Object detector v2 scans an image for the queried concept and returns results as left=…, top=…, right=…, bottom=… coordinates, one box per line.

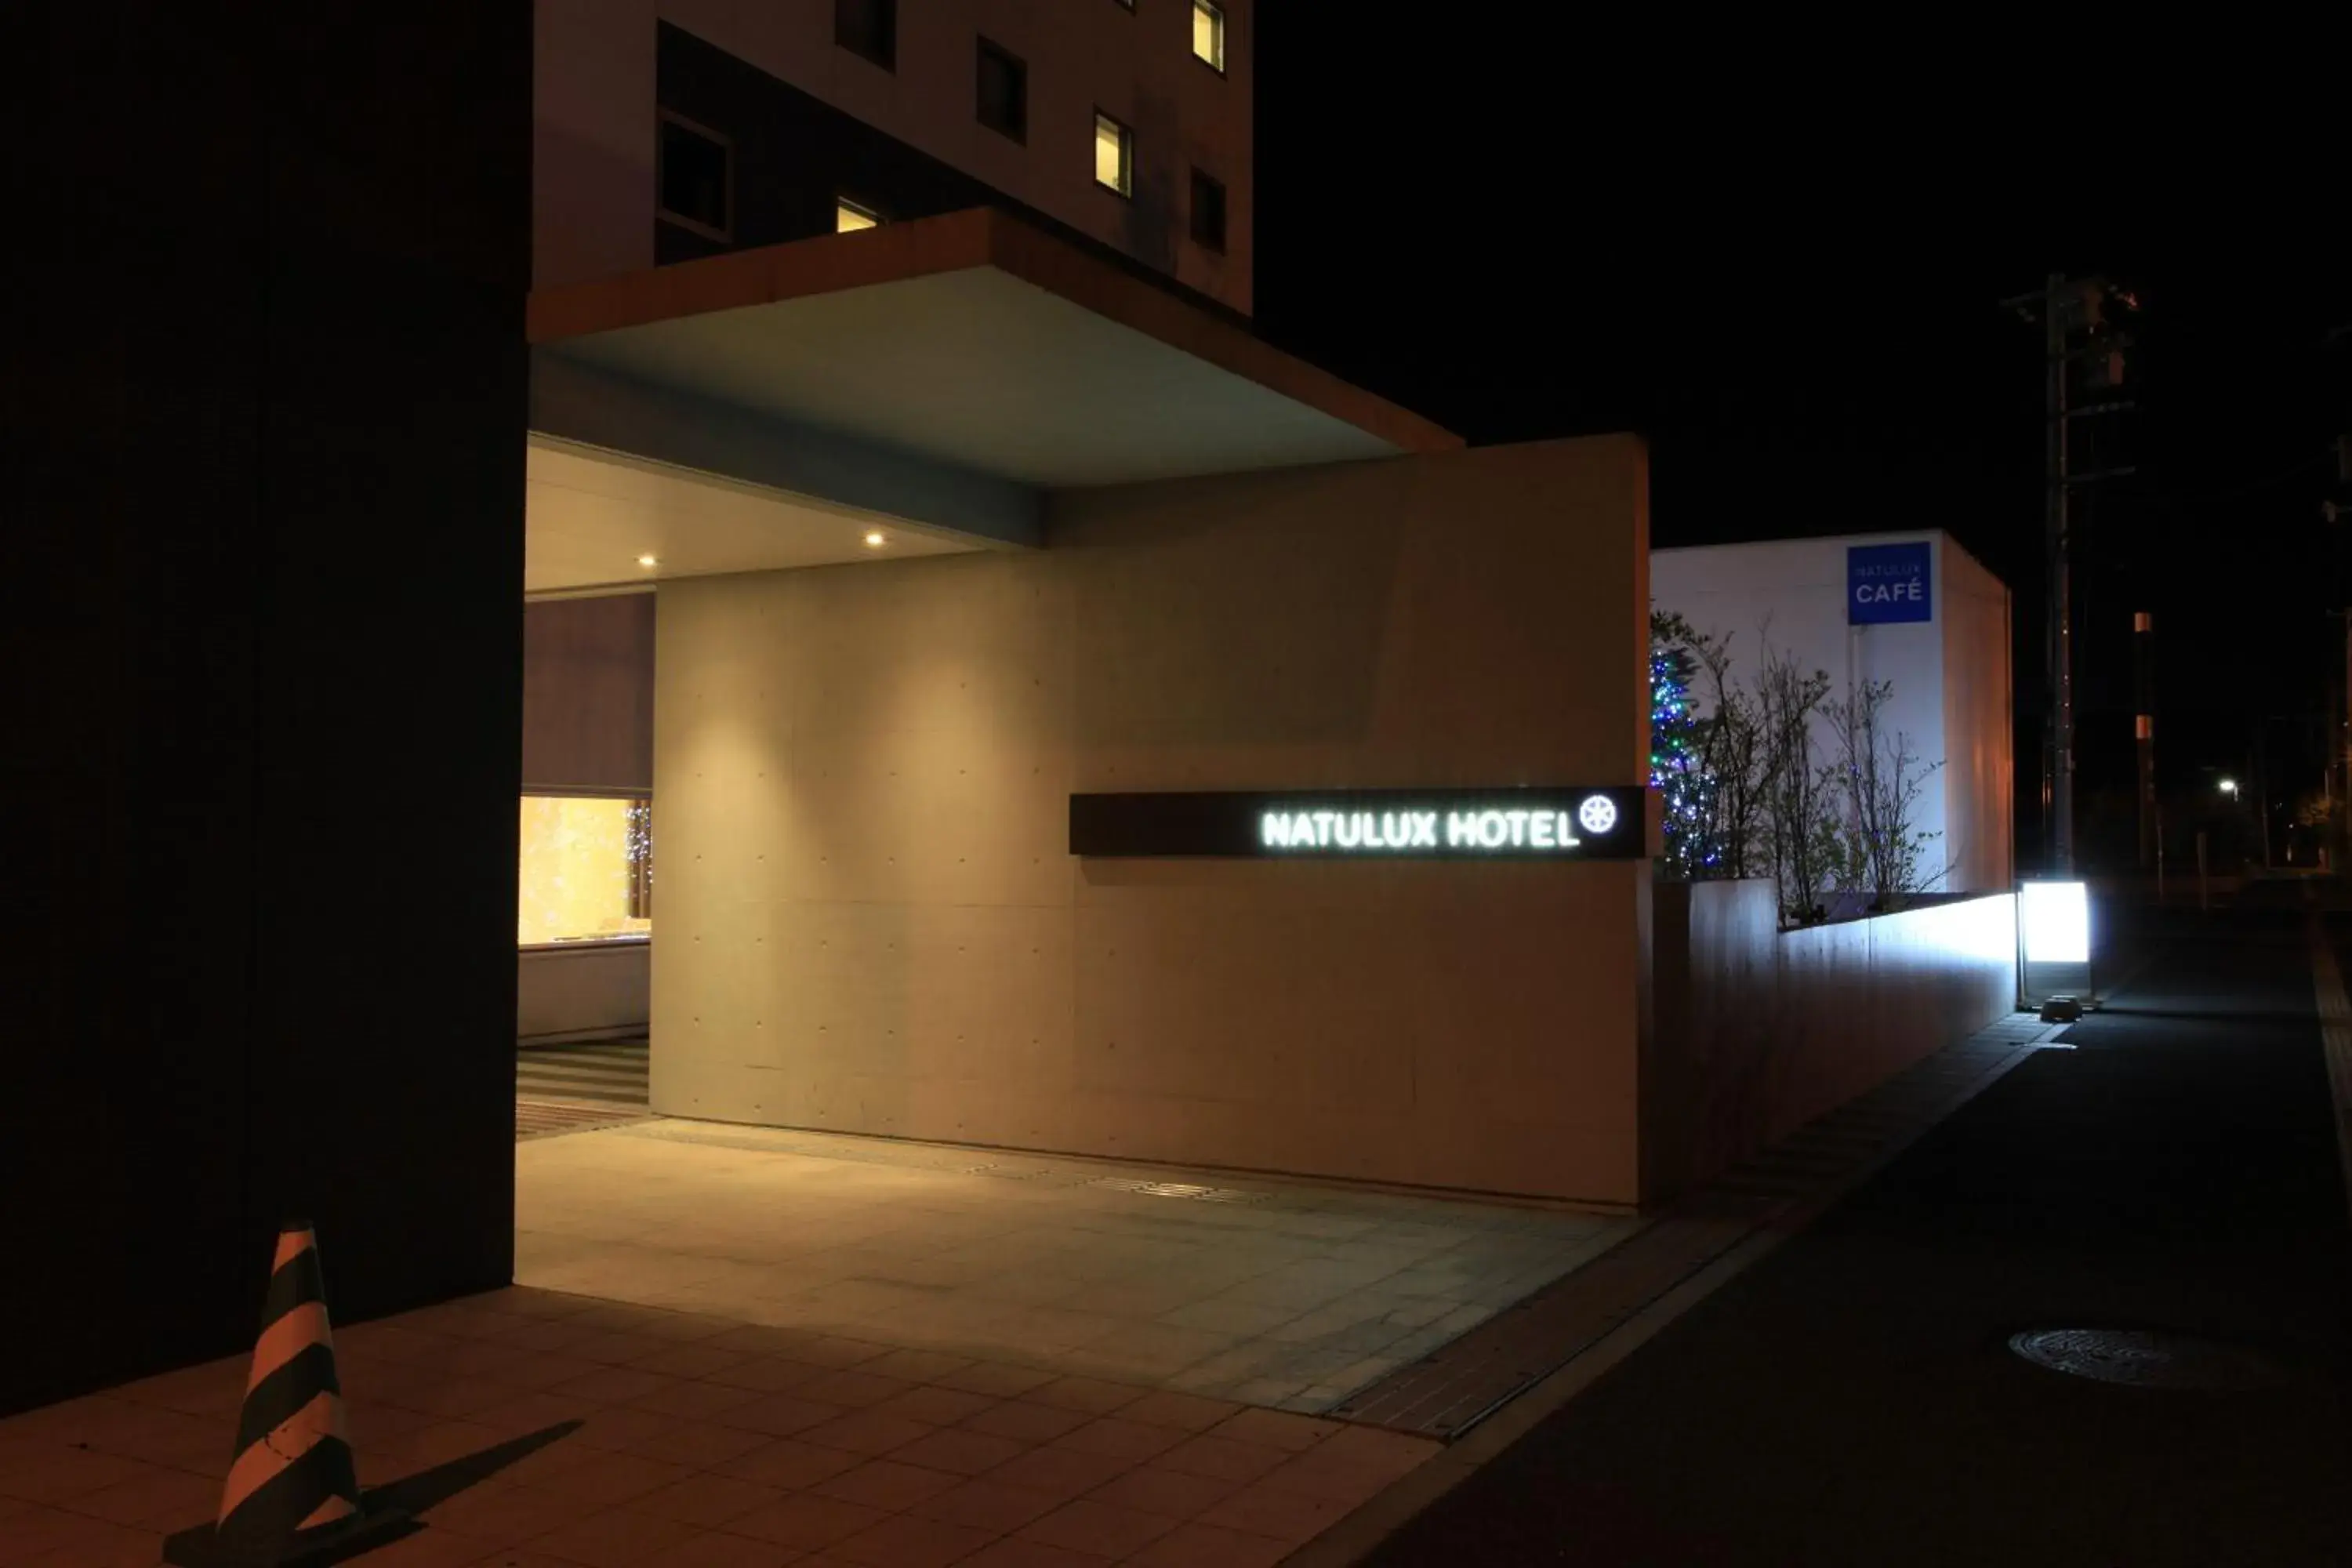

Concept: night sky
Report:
left=1248, top=31, right=2351, bottom=868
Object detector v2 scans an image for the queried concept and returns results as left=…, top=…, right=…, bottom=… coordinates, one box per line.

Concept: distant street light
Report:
left=2220, top=778, right=2240, bottom=797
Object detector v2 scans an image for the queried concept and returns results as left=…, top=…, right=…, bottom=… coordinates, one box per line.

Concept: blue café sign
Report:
left=1847, top=542, right=1932, bottom=625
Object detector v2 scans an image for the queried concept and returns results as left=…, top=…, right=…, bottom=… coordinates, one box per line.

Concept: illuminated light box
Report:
left=2020, top=880, right=2089, bottom=964
left=2018, top=878, right=2093, bottom=1010
left=1068, top=787, right=1647, bottom=859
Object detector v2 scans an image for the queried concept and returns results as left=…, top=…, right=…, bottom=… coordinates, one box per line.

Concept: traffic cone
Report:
left=165, top=1221, right=407, bottom=1567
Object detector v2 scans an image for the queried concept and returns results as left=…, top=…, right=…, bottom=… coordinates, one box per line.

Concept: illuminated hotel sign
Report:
left=1068, top=788, right=1647, bottom=860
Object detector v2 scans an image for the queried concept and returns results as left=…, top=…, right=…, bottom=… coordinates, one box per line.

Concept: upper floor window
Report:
left=1192, top=1, right=1226, bottom=72
left=836, top=198, right=880, bottom=233
left=835, top=0, right=896, bottom=71
left=1094, top=111, right=1133, bottom=197
left=977, top=38, right=1028, bottom=143
left=1189, top=168, right=1227, bottom=252
left=656, top=113, right=731, bottom=241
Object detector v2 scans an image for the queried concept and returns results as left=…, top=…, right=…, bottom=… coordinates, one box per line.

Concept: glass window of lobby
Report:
left=1094, top=111, right=1133, bottom=196
left=976, top=38, right=1027, bottom=143
left=836, top=197, right=880, bottom=233
left=1192, top=0, right=1226, bottom=71
left=835, top=0, right=895, bottom=71
left=655, top=113, right=730, bottom=241
left=518, top=796, right=652, bottom=946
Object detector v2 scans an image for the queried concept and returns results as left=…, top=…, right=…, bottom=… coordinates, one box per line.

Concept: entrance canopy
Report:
left=526, top=209, right=1459, bottom=583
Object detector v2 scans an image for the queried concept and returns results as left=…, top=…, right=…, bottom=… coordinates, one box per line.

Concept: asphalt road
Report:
left=1367, top=897, right=2352, bottom=1566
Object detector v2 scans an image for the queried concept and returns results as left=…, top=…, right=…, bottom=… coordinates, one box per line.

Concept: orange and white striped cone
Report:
left=165, top=1222, right=407, bottom=1567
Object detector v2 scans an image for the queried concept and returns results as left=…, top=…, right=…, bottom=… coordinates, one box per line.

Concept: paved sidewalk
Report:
left=1360, top=902, right=2352, bottom=1566
left=517, top=1122, right=1632, bottom=1413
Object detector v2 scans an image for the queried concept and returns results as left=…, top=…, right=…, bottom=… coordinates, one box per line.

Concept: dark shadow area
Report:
left=9, top=2, right=526, bottom=1417
left=162, top=1421, right=583, bottom=1568
left=361, top=1418, right=586, bottom=1515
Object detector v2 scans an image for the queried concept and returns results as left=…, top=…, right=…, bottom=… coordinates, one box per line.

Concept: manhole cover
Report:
left=2008, top=1328, right=2287, bottom=1391
left=1087, top=1177, right=1264, bottom=1203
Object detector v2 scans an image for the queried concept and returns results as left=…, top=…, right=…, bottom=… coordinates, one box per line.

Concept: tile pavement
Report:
left=2, top=1128, right=1639, bottom=1562
left=0, top=1287, right=1439, bottom=1566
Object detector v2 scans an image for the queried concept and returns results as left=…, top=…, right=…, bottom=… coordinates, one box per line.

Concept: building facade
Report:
left=12, top=0, right=2020, bottom=1420
left=516, top=6, right=1663, bottom=1207
left=537, top=0, right=1253, bottom=311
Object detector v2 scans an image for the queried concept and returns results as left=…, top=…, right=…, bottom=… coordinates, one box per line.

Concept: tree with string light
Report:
left=1649, top=610, right=1719, bottom=878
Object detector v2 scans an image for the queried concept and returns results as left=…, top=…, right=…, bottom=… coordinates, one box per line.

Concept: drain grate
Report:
left=516, top=1100, right=654, bottom=1141
left=2008, top=1328, right=2288, bottom=1391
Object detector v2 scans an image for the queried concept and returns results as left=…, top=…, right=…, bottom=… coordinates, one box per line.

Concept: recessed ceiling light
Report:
left=637, top=554, right=659, bottom=568
left=863, top=530, right=886, bottom=548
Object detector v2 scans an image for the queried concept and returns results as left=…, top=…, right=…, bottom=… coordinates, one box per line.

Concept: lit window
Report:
left=1192, top=0, right=1225, bottom=71
left=836, top=198, right=880, bottom=233
left=1189, top=167, right=1226, bottom=252
left=977, top=38, right=1027, bottom=143
left=656, top=114, right=731, bottom=241
left=519, top=796, right=653, bottom=946
left=834, top=0, right=895, bottom=70
left=1094, top=111, right=1132, bottom=196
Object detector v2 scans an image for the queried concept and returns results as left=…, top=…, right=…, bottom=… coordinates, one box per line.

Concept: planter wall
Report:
left=1644, top=880, right=2016, bottom=1203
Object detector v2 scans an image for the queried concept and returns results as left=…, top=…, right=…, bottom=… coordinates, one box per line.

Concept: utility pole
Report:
left=2046, top=274, right=2075, bottom=873
left=2005, top=274, right=2138, bottom=874
left=2256, top=717, right=2274, bottom=872
left=2324, top=416, right=2343, bottom=879
left=2320, top=326, right=2351, bottom=874
left=2135, top=611, right=2157, bottom=870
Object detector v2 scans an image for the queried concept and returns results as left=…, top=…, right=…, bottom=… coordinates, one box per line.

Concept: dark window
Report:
left=657, top=114, right=731, bottom=239
left=976, top=39, right=1027, bottom=143
left=834, top=0, right=895, bottom=70
left=1189, top=168, right=1227, bottom=252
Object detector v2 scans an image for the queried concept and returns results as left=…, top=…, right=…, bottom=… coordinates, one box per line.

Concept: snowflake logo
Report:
left=1577, top=795, right=1619, bottom=836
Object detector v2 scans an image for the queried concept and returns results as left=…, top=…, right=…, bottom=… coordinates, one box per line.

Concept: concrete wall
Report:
left=1650, top=531, right=2013, bottom=895
left=652, top=437, right=1653, bottom=1203
left=1643, top=880, right=2018, bottom=1202
left=537, top=0, right=1252, bottom=310
left=520, top=942, right=653, bottom=1042
left=8, top=5, right=527, bottom=1414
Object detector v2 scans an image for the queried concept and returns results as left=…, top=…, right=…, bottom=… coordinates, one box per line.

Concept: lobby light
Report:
left=863, top=530, right=886, bottom=548
left=637, top=554, right=659, bottom=568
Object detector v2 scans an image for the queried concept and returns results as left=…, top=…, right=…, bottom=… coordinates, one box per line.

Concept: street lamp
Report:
left=2219, top=778, right=2239, bottom=797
